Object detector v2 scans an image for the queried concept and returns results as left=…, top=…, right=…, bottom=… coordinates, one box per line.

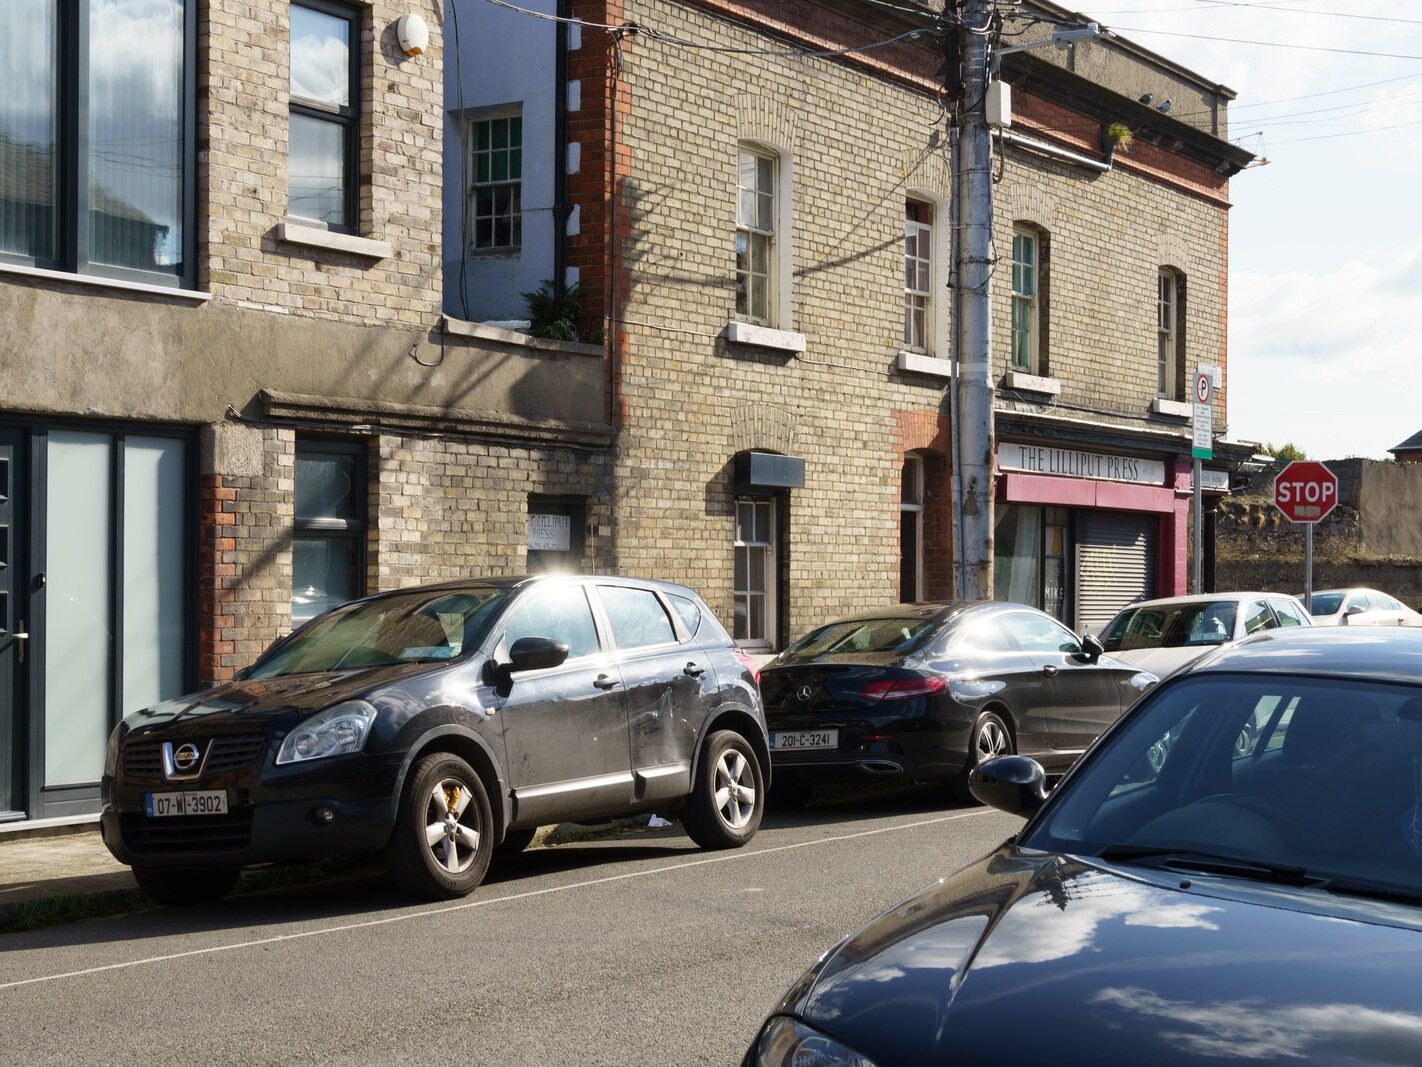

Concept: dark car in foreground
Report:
left=745, top=629, right=1422, bottom=1066
left=758, top=601, right=1154, bottom=805
left=102, top=575, right=768, bottom=904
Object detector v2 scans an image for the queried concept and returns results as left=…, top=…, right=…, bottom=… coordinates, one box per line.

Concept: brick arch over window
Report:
left=901, top=147, right=951, bottom=202
left=731, top=403, right=798, bottom=456
left=1155, top=233, right=1195, bottom=278
left=737, top=97, right=797, bottom=156
left=1001, top=188, right=1056, bottom=232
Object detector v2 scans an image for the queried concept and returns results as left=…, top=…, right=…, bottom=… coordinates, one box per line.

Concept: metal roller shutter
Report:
left=1076, top=512, right=1156, bottom=634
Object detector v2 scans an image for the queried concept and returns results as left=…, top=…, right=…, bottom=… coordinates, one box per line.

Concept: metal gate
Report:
left=1075, top=512, right=1156, bottom=634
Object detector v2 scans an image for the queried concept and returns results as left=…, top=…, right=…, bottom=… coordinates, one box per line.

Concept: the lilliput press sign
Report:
left=997, top=443, right=1167, bottom=486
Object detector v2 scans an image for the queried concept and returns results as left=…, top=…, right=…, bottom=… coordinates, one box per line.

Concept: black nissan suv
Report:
left=102, top=575, right=769, bottom=904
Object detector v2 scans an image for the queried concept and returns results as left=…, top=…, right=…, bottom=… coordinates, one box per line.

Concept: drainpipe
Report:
left=553, top=0, right=570, bottom=313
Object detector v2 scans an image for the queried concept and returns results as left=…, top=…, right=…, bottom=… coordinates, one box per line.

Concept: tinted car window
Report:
left=782, top=616, right=937, bottom=659
left=250, top=589, right=508, bottom=677
left=600, top=585, right=677, bottom=650
left=1309, top=592, right=1344, bottom=616
left=1349, top=592, right=1376, bottom=613
left=1003, top=611, right=1081, bottom=654
left=1243, top=600, right=1276, bottom=634
left=1269, top=599, right=1308, bottom=628
left=1102, top=602, right=1238, bottom=651
left=669, top=594, right=702, bottom=638
left=502, top=583, right=600, bottom=659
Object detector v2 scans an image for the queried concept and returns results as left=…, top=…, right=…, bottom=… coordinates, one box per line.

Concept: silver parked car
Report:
left=1099, top=592, right=1312, bottom=678
left=1308, top=587, right=1422, bottom=627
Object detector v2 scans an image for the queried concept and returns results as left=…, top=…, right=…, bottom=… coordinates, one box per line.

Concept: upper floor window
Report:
left=1158, top=269, right=1183, bottom=399
left=470, top=113, right=523, bottom=251
left=0, top=0, right=193, bottom=287
left=289, top=1, right=359, bottom=232
left=1011, top=227, right=1040, bottom=373
left=904, top=200, right=933, bottom=353
left=736, top=146, right=776, bottom=324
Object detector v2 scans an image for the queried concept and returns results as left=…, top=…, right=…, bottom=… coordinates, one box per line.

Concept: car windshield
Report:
left=780, top=616, right=937, bottom=659
left=1310, top=593, right=1345, bottom=616
left=1101, top=602, right=1238, bottom=651
left=248, top=588, right=510, bottom=677
left=1025, top=673, right=1422, bottom=893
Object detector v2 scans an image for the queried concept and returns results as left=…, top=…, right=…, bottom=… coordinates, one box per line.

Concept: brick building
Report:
left=0, top=0, right=612, bottom=824
left=448, top=0, right=1255, bottom=650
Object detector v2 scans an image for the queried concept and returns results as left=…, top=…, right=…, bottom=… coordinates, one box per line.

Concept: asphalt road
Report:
left=0, top=790, right=1020, bottom=1066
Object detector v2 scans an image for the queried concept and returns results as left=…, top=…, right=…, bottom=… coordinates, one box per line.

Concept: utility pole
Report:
left=950, top=0, right=996, bottom=602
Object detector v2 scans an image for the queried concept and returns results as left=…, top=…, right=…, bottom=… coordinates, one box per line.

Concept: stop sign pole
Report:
left=1273, top=461, right=1339, bottom=612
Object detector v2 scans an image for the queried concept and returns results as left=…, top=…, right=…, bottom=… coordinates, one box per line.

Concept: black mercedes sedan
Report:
left=102, top=575, right=768, bottom=905
left=759, top=601, right=1154, bottom=805
left=744, top=629, right=1422, bottom=1067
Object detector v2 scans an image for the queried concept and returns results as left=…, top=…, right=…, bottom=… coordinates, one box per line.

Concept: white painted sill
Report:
left=0, top=261, right=211, bottom=302
left=279, top=221, right=391, bottom=260
left=895, top=351, right=953, bottom=380
left=1152, top=397, right=1191, bottom=418
left=724, top=320, right=806, bottom=353
left=1003, top=370, right=1062, bottom=396
left=441, top=315, right=605, bottom=357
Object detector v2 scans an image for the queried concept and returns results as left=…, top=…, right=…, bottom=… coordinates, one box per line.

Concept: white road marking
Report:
left=0, top=809, right=995, bottom=993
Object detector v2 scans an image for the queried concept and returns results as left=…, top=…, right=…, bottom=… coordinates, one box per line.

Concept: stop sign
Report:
left=1274, top=461, right=1338, bottom=524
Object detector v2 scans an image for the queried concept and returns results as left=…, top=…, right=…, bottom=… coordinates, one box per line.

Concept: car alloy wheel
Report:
left=714, top=749, right=757, bottom=831
left=425, top=777, right=481, bottom=875
left=976, top=718, right=1010, bottom=763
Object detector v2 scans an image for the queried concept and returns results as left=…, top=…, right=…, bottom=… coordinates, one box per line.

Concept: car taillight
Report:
left=735, top=649, right=761, bottom=684
left=857, top=676, right=948, bottom=702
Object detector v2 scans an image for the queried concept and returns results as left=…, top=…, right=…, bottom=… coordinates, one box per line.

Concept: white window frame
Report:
left=736, top=146, right=777, bottom=325
left=469, top=109, right=523, bottom=253
left=900, top=456, right=925, bottom=603
left=1011, top=227, right=1039, bottom=373
left=733, top=497, right=777, bottom=650
left=1158, top=269, right=1178, bottom=399
left=903, top=201, right=933, bottom=353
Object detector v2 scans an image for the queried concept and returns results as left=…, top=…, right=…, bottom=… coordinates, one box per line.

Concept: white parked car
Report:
left=1307, top=587, right=1422, bottom=627
left=1098, top=592, right=1312, bottom=677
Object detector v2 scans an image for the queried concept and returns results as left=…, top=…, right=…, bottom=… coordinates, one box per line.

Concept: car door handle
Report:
left=683, top=662, right=705, bottom=677
left=1042, top=664, right=1060, bottom=677
left=593, top=674, right=619, bottom=690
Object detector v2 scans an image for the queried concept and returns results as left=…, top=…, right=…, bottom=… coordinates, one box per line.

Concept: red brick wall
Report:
left=895, top=410, right=955, bottom=602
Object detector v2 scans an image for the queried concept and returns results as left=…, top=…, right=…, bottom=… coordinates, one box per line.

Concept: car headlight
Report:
left=1129, top=671, right=1159, bottom=692
left=276, top=701, right=378, bottom=765
left=755, top=1016, right=878, bottom=1067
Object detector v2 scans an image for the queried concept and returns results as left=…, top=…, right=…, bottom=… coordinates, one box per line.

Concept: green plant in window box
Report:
left=521, top=280, right=584, bottom=342
left=1103, top=122, right=1134, bottom=157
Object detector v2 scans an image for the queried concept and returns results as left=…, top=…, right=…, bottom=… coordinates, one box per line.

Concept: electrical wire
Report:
left=1106, top=25, right=1422, bottom=62
left=639, top=25, right=939, bottom=58
left=1088, top=1, right=1422, bottom=26
left=481, top=0, right=627, bottom=31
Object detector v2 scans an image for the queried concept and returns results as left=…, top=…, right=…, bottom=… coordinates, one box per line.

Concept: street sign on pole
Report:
left=1273, top=460, right=1338, bottom=613
left=1191, top=367, right=1214, bottom=461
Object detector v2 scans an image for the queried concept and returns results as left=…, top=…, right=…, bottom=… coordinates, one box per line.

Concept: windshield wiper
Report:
left=1318, top=877, right=1422, bottom=906
left=1095, top=844, right=1312, bottom=886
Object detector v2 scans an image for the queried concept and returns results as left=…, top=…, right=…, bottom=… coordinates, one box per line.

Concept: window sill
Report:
left=724, top=321, right=806, bottom=353
left=0, top=261, right=210, bottom=302
left=441, top=315, right=605, bottom=357
left=279, top=221, right=391, bottom=260
left=1152, top=397, right=1191, bottom=418
left=1003, top=370, right=1062, bottom=397
left=895, top=351, right=953, bottom=381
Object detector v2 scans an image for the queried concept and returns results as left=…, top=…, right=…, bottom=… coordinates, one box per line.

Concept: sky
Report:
left=1078, top=0, right=1422, bottom=459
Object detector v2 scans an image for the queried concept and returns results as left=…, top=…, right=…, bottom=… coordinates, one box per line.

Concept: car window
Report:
left=1309, top=592, right=1344, bottom=616
left=1269, top=600, right=1308, bottom=628
left=599, top=585, right=677, bottom=650
left=1101, top=602, right=1238, bottom=651
left=782, top=616, right=938, bottom=659
left=1348, top=591, right=1375, bottom=613
left=668, top=594, right=702, bottom=638
left=1003, top=611, right=1081, bottom=654
left=1375, top=593, right=1403, bottom=612
left=1243, top=600, right=1277, bottom=634
left=501, top=583, right=600, bottom=660
left=954, top=617, right=1019, bottom=654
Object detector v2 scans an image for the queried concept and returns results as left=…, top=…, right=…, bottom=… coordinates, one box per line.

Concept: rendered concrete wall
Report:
left=442, top=0, right=560, bottom=322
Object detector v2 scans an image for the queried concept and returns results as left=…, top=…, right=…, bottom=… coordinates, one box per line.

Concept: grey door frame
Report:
left=0, top=429, right=27, bottom=821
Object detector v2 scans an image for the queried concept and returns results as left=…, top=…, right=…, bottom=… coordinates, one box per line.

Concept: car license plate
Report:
left=144, top=791, right=228, bottom=817
left=770, top=729, right=839, bottom=751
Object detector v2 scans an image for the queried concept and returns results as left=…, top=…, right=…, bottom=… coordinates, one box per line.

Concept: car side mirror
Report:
left=1079, top=633, right=1105, bottom=663
left=970, top=755, right=1049, bottom=818
left=507, top=636, right=570, bottom=674
left=1343, top=605, right=1364, bottom=623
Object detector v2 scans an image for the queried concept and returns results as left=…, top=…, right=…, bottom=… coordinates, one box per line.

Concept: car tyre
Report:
left=951, top=709, right=1015, bottom=803
left=497, top=827, right=538, bottom=855
left=132, top=866, right=239, bottom=907
left=682, top=730, right=765, bottom=850
left=387, top=752, right=493, bottom=900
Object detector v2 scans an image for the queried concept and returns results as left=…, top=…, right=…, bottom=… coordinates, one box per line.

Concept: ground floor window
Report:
left=734, top=497, right=776, bottom=648
left=900, top=456, right=925, bottom=603
left=995, top=504, right=1070, bottom=622
left=292, top=439, right=366, bottom=625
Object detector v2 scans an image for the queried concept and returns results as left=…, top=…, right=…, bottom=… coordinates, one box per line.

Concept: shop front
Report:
left=994, top=439, right=1229, bottom=634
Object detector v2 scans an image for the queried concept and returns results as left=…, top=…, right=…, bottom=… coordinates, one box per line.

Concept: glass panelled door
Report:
left=0, top=430, right=26, bottom=820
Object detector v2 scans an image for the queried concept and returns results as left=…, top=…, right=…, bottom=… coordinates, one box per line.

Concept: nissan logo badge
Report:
left=173, top=742, right=201, bottom=771
left=796, top=685, right=813, bottom=702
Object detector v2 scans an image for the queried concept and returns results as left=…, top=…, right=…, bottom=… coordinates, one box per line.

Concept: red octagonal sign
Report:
left=1274, top=460, right=1338, bottom=524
